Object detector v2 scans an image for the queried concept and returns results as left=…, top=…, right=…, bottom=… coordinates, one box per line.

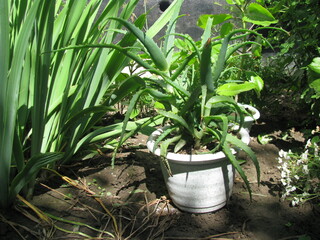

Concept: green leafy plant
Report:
left=265, top=0, right=320, bottom=69
left=106, top=13, right=266, bottom=198
left=254, top=0, right=319, bottom=126
left=0, top=0, right=179, bottom=208
left=303, top=57, right=320, bottom=123
left=196, top=0, right=285, bottom=100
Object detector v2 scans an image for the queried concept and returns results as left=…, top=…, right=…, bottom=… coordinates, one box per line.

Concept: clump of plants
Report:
left=253, top=0, right=320, bottom=126
left=0, top=0, right=183, bottom=208
left=278, top=126, right=320, bottom=206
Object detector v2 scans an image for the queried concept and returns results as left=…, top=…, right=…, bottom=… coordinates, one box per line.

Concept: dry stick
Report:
left=17, top=194, right=53, bottom=225
left=126, top=195, right=175, bottom=240
left=45, top=212, right=114, bottom=239
left=0, top=213, right=28, bottom=240
left=39, top=183, right=102, bottom=221
left=18, top=191, right=109, bottom=239
left=44, top=168, right=119, bottom=235
left=15, top=195, right=56, bottom=238
left=164, top=231, right=241, bottom=240
left=279, top=235, right=311, bottom=240
left=99, top=217, right=113, bottom=239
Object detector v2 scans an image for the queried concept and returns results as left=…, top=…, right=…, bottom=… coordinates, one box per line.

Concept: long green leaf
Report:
left=201, top=15, right=214, bottom=46
left=212, top=29, right=256, bottom=86
left=157, top=110, right=193, bottom=134
left=200, top=38, right=214, bottom=92
left=160, top=135, right=182, bottom=176
left=204, top=115, right=229, bottom=145
left=226, top=134, right=260, bottom=185
left=0, top=0, right=10, bottom=208
left=111, top=89, right=146, bottom=166
left=222, top=143, right=253, bottom=200
left=153, top=126, right=177, bottom=153
left=49, top=43, right=190, bottom=98
left=109, top=75, right=146, bottom=105
left=9, top=153, right=64, bottom=202
left=0, top=0, right=41, bottom=208
left=32, top=0, right=55, bottom=155
left=162, top=0, right=185, bottom=64
left=105, top=12, right=147, bottom=79
left=109, top=17, right=168, bottom=71
left=146, top=0, right=184, bottom=38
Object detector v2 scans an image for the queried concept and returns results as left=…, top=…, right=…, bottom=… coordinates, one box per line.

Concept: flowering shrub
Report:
left=278, top=127, right=320, bottom=206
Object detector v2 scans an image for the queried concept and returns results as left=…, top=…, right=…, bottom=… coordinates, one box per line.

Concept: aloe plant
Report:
left=0, top=0, right=181, bottom=208
left=103, top=14, right=266, bottom=199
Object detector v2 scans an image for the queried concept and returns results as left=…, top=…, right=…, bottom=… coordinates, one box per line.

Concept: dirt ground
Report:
left=0, top=122, right=319, bottom=240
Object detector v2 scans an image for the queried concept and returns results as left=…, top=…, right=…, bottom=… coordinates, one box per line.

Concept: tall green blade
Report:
left=109, top=17, right=168, bottom=71
left=9, top=153, right=64, bottom=201
left=32, top=0, right=55, bottom=155
left=226, top=134, right=260, bottom=185
left=222, top=142, right=253, bottom=200
left=146, top=0, right=184, bottom=38
left=200, top=39, right=214, bottom=92
left=0, top=0, right=11, bottom=208
left=0, top=0, right=41, bottom=208
left=162, top=0, right=184, bottom=64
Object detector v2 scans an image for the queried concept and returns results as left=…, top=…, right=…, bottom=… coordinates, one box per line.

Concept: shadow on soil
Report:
left=1, top=127, right=320, bottom=239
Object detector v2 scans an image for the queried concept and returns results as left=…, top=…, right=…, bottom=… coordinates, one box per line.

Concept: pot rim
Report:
left=147, top=126, right=250, bottom=163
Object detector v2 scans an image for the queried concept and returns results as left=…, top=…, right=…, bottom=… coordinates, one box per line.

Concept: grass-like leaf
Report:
left=9, top=153, right=63, bottom=202
left=226, top=133, right=260, bottom=185
left=222, top=142, right=253, bottom=200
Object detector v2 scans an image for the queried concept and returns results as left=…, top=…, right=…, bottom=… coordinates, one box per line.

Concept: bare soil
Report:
left=0, top=123, right=319, bottom=240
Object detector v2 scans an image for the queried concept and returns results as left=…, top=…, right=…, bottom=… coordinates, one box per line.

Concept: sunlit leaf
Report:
left=217, top=82, right=257, bottom=96
left=308, top=57, right=320, bottom=74
left=220, top=22, right=233, bottom=37
left=310, top=79, right=320, bottom=93
left=197, top=14, right=232, bottom=29
left=243, top=3, right=278, bottom=26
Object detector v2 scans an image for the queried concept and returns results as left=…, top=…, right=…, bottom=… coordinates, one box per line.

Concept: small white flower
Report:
left=288, top=186, right=296, bottom=192
left=279, top=149, right=286, bottom=158
left=301, top=150, right=308, bottom=162
left=303, top=165, right=309, bottom=174
left=314, top=143, right=319, bottom=157
left=302, top=192, right=310, bottom=197
left=297, top=158, right=302, bottom=165
left=306, top=139, right=312, bottom=148
left=294, top=175, right=299, bottom=180
left=281, top=171, right=287, bottom=178
left=281, top=178, right=287, bottom=186
left=291, top=197, right=300, bottom=206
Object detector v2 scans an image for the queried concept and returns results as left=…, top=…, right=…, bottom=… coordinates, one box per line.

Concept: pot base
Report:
left=173, top=201, right=227, bottom=214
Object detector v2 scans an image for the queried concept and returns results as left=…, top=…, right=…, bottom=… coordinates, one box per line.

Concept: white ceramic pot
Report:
left=238, top=103, right=260, bottom=132
left=147, top=127, right=250, bottom=213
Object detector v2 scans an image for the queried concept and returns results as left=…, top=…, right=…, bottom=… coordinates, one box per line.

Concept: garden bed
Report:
left=0, top=123, right=319, bottom=240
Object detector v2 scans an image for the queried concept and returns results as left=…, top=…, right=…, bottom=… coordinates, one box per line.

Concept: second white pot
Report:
left=238, top=103, right=260, bottom=132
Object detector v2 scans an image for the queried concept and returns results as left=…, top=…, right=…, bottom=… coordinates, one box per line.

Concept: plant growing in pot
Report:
left=109, top=17, right=263, bottom=213
left=145, top=38, right=260, bottom=213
